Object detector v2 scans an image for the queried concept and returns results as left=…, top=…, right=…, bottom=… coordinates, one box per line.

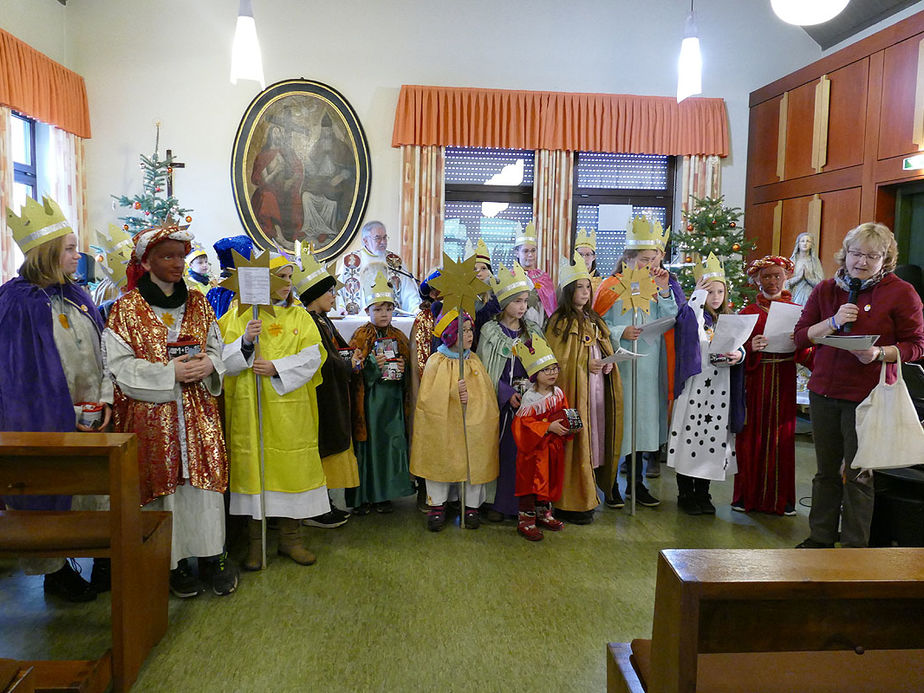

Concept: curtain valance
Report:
left=392, top=85, right=728, bottom=157
left=0, top=28, right=91, bottom=139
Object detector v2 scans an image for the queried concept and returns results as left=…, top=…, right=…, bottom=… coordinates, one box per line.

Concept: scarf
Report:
left=137, top=272, right=188, bottom=309
left=834, top=267, right=885, bottom=293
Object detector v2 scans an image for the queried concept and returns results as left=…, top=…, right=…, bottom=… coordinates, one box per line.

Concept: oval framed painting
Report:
left=231, top=79, right=371, bottom=260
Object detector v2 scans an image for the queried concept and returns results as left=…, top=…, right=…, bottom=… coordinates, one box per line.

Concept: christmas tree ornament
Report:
left=687, top=224, right=693, bottom=231
left=685, top=256, right=692, bottom=263
left=185, top=216, right=192, bottom=223
left=133, top=202, right=141, bottom=210
left=730, top=222, right=736, bottom=228
left=732, top=243, right=741, bottom=252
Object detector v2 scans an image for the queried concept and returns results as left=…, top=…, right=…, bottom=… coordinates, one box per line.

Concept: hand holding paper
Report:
left=763, top=301, right=803, bottom=353
left=708, top=314, right=759, bottom=355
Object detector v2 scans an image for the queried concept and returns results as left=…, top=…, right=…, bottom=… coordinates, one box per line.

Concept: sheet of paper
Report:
left=708, top=314, right=759, bottom=354
left=597, top=204, right=634, bottom=231
left=637, top=316, right=675, bottom=345
left=236, top=266, right=272, bottom=306
left=819, top=334, right=880, bottom=351
left=763, top=301, right=803, bottom=353
left=601, top=346, right=643, bottom=363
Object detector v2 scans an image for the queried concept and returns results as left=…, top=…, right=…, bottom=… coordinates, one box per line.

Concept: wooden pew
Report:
left=607, top=548, right=924, bottom=693
left=0, top=432, right=172, bottom=693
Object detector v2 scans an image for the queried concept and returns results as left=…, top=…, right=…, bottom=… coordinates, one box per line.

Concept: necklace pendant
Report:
left=58, top=313, right=70, bottom=330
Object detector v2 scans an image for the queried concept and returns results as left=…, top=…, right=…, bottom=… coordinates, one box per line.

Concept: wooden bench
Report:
left=0, top=432, right=172, bottom=693
left=607, top=548, right=924, bottom=693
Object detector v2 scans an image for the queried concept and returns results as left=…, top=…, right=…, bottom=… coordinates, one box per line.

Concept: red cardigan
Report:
left=793, top=273, right=924, bottom=402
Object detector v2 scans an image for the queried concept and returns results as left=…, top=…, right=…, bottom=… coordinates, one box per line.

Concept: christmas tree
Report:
left=112, top=124, right=192, bottom=234
left=672, top=195, right=755, bottom=310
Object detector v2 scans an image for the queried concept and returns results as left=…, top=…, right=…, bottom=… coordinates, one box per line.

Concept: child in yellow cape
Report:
left=410, top=309, right=500, bottom=531
left=219, top=253, right=328, bottom=570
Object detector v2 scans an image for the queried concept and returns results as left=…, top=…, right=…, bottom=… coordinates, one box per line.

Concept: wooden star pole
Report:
left=428, top=253, right=490, bottom=528
left=218, top=250, right=287, bottom=566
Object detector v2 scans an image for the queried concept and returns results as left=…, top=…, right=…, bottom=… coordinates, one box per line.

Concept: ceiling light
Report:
left=230, top=0, right=265, bottom=89
left=771, top=0, right=850, bottom=26
left=677, top=8, right=702, bottom=102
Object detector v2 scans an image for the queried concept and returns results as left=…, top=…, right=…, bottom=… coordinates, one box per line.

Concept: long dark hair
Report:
left=494, top=297, right=534, bottom=349
left=548, top=281, right=607, bottom=339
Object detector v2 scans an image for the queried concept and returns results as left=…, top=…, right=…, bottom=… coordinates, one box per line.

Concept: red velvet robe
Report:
left=511, top=387, right=570, bottom=502
left=733, top=292, right=812, bottom=514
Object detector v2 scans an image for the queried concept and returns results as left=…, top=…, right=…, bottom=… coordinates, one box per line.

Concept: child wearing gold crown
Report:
left=476, top=261, right=544, bottom=519
left=514, top=223, right=557, bottom=325
left=511, top=336, right=572, bottom=540
left=184, top=243, right=214, bottom=294
left=346, top=272, right=414, bottom=514
left=545, top=253, right=623, bottom=524
left=410, top=309, right=499, bottom=530
left=220, top=253, right=329, bottom=569
left=1, top=196, right=112, bottom=602
left=574, top=229, right=602, bottom=296
left=594, top=217, right=677, bottom=508
left=668, top=253, right=746, bottom=515
left=104, top=221, right=238, bottom=597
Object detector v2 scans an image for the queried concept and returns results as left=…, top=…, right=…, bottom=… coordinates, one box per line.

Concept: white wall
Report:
left=4, top=0, right=822, bottom=258
left=0, top=0, right=67, bottom=64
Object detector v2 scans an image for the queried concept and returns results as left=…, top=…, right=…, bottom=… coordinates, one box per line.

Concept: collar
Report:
left=437, top=344, right=471, bottom=360
left=137, top=272, right=188, bottom=309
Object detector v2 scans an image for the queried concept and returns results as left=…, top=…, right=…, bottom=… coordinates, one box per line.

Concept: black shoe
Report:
left=677, top=495, right=702, bottom=515
left=351, top=503, right=372, bottom=516
left=783, top=504, right=797, bottom=516
left=44, top=561, right=97, bottom=602
left=605, top=486, right=625, bottom=509
left=169, top=559, right=207, bottom=598
left=303, top=510, right=349, bottom=529
left=697, top=494, right=716, bottom=515
left=463, top=509, right=481, bottom=529
left=373, top=501, right=393, bottom=514
left=90, top=557, right=111, bottom=593
left=731, top=501, right=747, bottom=513
left=554, top=508, right=594, bottom=525
left=795, top=537, right=835, bottom=549
left=427, top=505, right=446, bottom=532
left=205, top=552, right=239, bottom=596
left=626, top=486, right=661, bottom=508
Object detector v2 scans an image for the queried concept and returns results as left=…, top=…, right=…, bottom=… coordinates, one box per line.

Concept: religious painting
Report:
left=231, top=79, right=371, bottom=260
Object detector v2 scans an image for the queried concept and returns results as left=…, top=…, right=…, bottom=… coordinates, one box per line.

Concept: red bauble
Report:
left=133, top=202, right=141, bottom=210
left=144, top=210, right=150, bottom=216
left=728, top=301, right=735, bottom=308
left=185, top=215, right=192, bottom=223
left=686, top=224, right=693, bottom=231
left=730, top=222, right=737, bottom=228
left=711, top=220, right=717, bottom=225
left=732, top=243, right=741, bottom=252
left=155, top=187, right=161, bottom=193
left=167, top=167, right=173, bottom=173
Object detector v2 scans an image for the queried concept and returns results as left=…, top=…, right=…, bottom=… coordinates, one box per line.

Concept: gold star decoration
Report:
left=428, top=252, right=491, bottom=320
left=160, top=312, right=176, bottom=327
left=608, top=267, right=659, bottom=315
left=218, top=249, right=288, bottom=317
left=267, top=322, right=284, bottom=338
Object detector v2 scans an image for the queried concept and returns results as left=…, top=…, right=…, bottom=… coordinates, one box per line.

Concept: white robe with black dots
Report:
left=666, top=289, right=739, bottom=482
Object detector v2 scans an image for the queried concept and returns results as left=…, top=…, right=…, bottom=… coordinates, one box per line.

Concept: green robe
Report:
left=603, top=292, right=677, bottom=456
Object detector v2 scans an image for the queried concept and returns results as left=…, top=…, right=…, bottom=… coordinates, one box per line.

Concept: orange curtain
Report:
left=0, top=28, right=92, bottom=139
left=399, top=145, right=444, bottom=279
left=0, top=107, right=16, bottom=283
left=680, top=154, right=722, bottom=217
left=393, top=85, right=728, bottom=156
left=533, top=150, right=573, bottom=281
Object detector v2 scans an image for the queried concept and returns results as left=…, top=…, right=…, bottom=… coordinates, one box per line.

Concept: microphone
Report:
left=843, top=277, right=862, bottom=334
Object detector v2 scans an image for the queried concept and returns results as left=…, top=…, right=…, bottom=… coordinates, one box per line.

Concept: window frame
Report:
left=11, top=112, right=38, bottom=200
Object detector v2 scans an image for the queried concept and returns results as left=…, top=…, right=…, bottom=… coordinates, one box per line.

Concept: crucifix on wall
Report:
left=165, top=148, right=186, bottom=198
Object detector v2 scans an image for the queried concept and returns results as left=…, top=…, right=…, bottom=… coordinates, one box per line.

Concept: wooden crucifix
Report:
left=165, top=148, right=186, bottom=198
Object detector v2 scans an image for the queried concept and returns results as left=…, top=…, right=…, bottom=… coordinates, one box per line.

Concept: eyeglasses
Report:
left=541, top=365, right=560, bottom=374
left=847, top=249, right=883, bottom=262
left=372, top=234, right=388, bottom=242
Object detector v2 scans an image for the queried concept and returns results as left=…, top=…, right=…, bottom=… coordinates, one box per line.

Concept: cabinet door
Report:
left=745, top=201, right=780, bottom=261
left=784, top=82, right=818, bottom=180
left=748, top=96, right=784, bottom=187
left=879, top=35, right=921, bottom=160
left=782, top=195, right=814, bottom=254
left=825, top=59, right=868, bottom=172
left=818, top=188, right=862, bottom=276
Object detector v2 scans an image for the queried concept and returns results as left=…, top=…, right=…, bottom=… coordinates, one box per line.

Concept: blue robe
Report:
left=603, top=291, right=678, bottom=456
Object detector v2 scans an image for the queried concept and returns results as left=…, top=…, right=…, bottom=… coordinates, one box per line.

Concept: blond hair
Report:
left=834, top=222, right=898, bottom=273
left=19, top=235, right=72, bottom=287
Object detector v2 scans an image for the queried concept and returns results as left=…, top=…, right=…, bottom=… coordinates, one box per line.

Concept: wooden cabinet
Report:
left=746, top=201, right=780, bottom=260
left=783, top=82, right=817, bottom=180
left=818, top=187, right=862, bottom=275
left=825, top=59, right=868, bottom=171
left=878, top=35, right=921, bottom=160
left=747, top=96, right=783, bottom=187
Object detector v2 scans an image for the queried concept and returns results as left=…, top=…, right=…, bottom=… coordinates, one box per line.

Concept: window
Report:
left=572, top=153, right=675, bottom=276
left=10, top=112, right=38, bottom=268
left=443, top=146, right=534, bottom=270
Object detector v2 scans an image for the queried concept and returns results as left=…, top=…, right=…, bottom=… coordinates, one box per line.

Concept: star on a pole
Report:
left=608, top=268, right=659, bottom=315
left=218, top=249, right=288, bottom=317
left=428, top=252, right=490, bottom=320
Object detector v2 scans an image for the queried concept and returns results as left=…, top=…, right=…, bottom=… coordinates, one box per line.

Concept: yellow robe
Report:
left=410, top=350, right=500, bottom=485
left=220, top=305, right=328, bottom=495
left=545, top=315, right=623, bottom=511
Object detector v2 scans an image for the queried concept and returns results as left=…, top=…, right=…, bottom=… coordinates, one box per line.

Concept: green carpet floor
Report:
left=0, top=439, right=815, bottom=692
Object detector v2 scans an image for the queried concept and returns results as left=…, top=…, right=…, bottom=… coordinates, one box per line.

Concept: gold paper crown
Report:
left=625, top=216, right=670, bottom=251
left=574, top=228, right=597, bottom=251
left=514, top=334, right=559, bottom=377
left=514, top=221, right=537, bottom=247
left=693, top=252, right=726, bottom=284
left=292, top=242, right=342, bottom=295
left=6, top=196, right=73, bottom=253
left=491, top=262, right=534, bottom=304
left=365, top=271, right=395, bottom=308
left=186, top=242, right=208, bottom=264
left=474, top=238, right=491, bottom=265
left=95, top=224, right=133, bottom=287
left=559, top=251, right=592, bottom=289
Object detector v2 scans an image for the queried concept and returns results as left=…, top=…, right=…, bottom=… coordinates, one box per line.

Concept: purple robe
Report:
left=492, top=324, right=528, bottom=516
left=0, top=277, right=103, bottom=510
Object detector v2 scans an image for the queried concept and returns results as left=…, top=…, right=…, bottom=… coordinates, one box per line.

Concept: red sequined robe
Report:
left=733, top=292, right=812, bottom=514
left=107, top=289, right=227, bottom=505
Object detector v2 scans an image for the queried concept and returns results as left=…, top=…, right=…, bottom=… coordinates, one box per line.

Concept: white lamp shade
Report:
left=230, top=0, right=265, bottom=88
left=677, top=36, right=702, bottom=102
left=771, top=0, right=850, bottom=26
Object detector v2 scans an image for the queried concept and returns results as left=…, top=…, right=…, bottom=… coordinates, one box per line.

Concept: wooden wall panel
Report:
left=784, top=82, right=818, bottom=180
left=825, top=59, right=869, bottom=172
left=878, top=36, right=920, bottom=160
left=748, top=96, right=784, bottom=187
left=782, top=195, right=813, bottom=255
left=745, top=201, right=780, bottom=261
left=818, top=188, right=863, bottom=276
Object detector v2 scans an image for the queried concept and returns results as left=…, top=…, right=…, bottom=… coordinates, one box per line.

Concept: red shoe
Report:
left=535, top=502, right=564, bottom=531
left=517, top=511, right=544, bottom=541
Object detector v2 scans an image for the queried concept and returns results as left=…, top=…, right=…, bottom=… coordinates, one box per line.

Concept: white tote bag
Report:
left=852, top=359, right=924, bottom=470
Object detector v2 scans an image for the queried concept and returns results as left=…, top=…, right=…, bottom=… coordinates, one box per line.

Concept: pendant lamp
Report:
left=230, top=0, right=265, bottom=88
left=677, top=3, right=702, bottom=103
left=771, top=0, right=850, bottom=26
